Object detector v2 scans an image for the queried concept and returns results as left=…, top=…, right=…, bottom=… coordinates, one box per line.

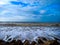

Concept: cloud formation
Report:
left=0, top=0, right=60, bottom=22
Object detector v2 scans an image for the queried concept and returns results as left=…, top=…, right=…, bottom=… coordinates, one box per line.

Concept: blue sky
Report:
left=0, top=0, right=60, bottom=22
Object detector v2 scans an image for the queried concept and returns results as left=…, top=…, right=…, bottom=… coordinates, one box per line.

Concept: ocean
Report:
left=0, top=26, right=60, bottom=43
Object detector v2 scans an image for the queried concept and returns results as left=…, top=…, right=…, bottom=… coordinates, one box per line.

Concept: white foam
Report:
left=0, top=26, right=60, bottom=42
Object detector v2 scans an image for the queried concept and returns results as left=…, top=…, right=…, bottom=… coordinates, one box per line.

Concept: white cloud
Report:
left=0, top=1, right=6, bottom=5
left=40, top=10, right=46, bottom=14
left=0, top=0, right=9, bottom=5
left=0, top=0, right=18, bottom=5
left=0, top=0, right=59, bottom=22
left=0, top=16, right=32, bottom=21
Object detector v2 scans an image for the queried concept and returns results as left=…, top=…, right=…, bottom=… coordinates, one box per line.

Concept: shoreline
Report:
left=0, top=23, right=60, bottom=26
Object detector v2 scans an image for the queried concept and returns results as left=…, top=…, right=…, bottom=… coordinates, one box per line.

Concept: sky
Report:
left=0, top=0, right=60, bottom=23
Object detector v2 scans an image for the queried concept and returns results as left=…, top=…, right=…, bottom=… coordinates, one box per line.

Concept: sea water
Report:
left=0, top=26, right=60, bottom=42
